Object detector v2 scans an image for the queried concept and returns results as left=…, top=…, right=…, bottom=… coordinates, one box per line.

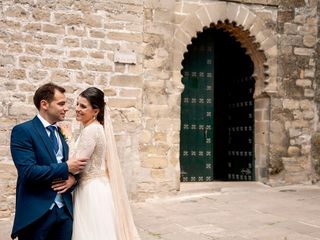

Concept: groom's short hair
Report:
left=33, top=83, right=66, bottom=110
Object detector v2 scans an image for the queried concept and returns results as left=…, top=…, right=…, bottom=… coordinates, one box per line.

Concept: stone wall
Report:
left=271, top=0, right=319, bottom=184
left=0, top=0, right=320, bottom=228
left=0, top=0, right=182, bottom=224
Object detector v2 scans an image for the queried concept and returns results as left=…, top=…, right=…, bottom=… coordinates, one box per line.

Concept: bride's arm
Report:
left=73, top=125, right=97, bottom=159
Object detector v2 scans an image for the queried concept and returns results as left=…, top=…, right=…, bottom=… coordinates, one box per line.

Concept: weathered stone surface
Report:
left=0, top=0, right=319, bottom=224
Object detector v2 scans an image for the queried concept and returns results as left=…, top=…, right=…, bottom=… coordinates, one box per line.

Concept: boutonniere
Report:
left=57, top=122, right=72, bottom=143
left=58, top=127, right=69, bottom=143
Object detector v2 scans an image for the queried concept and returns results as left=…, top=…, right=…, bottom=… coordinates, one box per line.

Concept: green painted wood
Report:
left=180, top=36, right=214, bottom=182
left=180, top=28, right=255, bottom=182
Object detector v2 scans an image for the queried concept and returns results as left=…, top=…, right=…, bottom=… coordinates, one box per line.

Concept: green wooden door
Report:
left=180, top=28, right=255, bottom=182
left=180, top=34, right=215, bottom=182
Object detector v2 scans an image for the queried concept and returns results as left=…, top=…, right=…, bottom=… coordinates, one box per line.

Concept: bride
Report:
left=61, top=87, right=140, bottom=240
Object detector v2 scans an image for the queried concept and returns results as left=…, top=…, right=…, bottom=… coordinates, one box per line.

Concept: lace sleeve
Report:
left=74, top=125, right=98, bottom=159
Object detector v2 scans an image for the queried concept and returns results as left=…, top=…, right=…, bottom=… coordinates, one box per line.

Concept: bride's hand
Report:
left=51, top=174, right=76, bottom=194
left=58, top=121, right=72, bottom=142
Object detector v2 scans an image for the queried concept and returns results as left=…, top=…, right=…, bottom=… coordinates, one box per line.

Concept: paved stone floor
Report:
left=1, top=182, right=320, bottom=240
left=133, top=182, right=320, bottom=240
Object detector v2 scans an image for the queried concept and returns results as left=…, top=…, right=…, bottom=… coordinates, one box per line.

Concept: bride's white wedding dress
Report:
left=72, top=123, right=117, bottom=240
left=70, top=109, right=140, bottom=240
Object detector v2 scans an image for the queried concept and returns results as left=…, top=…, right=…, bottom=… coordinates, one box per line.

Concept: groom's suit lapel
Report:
left=32, top=116, right=57, bottom=163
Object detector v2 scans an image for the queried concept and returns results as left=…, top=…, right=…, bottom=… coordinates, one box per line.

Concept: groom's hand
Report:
left=52, top=174, right=76, bottom=193
left=67, top=156, right=88, bottom=174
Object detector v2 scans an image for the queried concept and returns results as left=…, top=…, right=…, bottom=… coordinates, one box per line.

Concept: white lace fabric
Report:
left=71, top=112, right=140, bottom=240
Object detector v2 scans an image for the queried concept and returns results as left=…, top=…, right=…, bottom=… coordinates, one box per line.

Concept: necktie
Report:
left=46, top=125, right=59, bottom=154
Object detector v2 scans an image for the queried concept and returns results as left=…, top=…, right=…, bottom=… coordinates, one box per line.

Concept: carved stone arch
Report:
left=173, top=2, right=277, bottom=183
left=173, top=1, right=278, bottom=97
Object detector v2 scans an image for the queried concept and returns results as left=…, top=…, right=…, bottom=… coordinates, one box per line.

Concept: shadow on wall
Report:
left=311, top=132, right=320, bottom=182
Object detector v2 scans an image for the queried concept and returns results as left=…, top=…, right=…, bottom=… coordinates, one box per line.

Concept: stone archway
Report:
left=171, top=2, right=278, bottom=184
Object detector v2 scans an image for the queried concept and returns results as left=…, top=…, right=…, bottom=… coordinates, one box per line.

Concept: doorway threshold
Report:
left=179, top=181, right=268, bottom=195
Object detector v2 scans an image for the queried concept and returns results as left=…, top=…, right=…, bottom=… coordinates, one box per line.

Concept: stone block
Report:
left=66, top=26, right=87, bottom=37
left=270, top=131, right=286, bottom=145
left=5, top=6, right=29, bottom=19
left=146, top=92, right=168, bottom=105
left=51, top=70, right=71, bottom=82
left=142, top=156, right=168, bottom=169
left=32, top=8, right=50, bottom=21
left=107, top=32, right=143, bottom=42
left=182, top=3, right=202, bottom=15
left=110, top=75, right=143, bottom=88
left=108, top=98, right=138, bottom=108
left=63, top=60, right=82, bottom=70
left=35, top=34, right=58, bottom=45
left=24, top=23, right=41, bottom=33
left=0, top=55, right=14, bottom=67
left=303, top=35, right=316, bottom=48
left=300, top=100, right=313, bottom=110
left=154, top=9, right=174, bottom=22
left=139, top=130, right=152, bottom=144
left=7, top=43, right=23, bottom=53
left=249, top=19, right=264, bottom=36
left=289, top=128, right=302, bottom=138
left=243, top=11, right=256, bottom=30
left=304, top=89, right=314, bottom=98
left=85, top=63, right=112, bottom=72
left=41, top=58, right=59, bottom=68
left=291, top=120, right=309, bottom=129
left=89, top=51, right=104, bottom=59
left=283, top=99, right=299, bottom=110
left=9, top=102, right=36, bottom=117
left=288, top=146, right=300, bottom=157
left=119, top=89, right=141, bottom=98
left=81, top=39, right=98, bottom=49
left=226, top=3, right=240, bottom=22
left=205, top=2, right=227, bottom=24
left=195, top=6, right=210, bottom=27
left=296, top=79, right=312, bottom=87
left=255, top=98, right=270, bottom=109
left=294, top=47, right=314, bottom=56
left=63, top=38, right=80, bottom=47
left=180, top=14, right=202, bottom=39
left=9, top=69, right=26, bottom=80
left=144, top=105, right=171, bottom=118
left=75, top=72, right=95, bottom=85
left=103, top=88, right=117, bottom=97
left=235, top=6, right=249, bottom=26
left=42, top=24, right=65, bottom=34
left=151, top=169, right=166, bottom=179
left=25, top=44, right=43, bottom=56
left=90, top=30, right=105, bottom=38
left=283, top=23, right=298, bottom=34
left=154, top=132, right=167, bottom=142
left=83, top=14, right=103, bottom=28
left=54, top=13, right=83, bottom=25
left=69, top=50, right=87, bottom=58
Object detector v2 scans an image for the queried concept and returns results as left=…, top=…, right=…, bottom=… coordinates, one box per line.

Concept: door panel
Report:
left=180, top=28, right=255, bottom=182
left=180, top=39, right=214, bottom=182
left=226, top=74, right=255, bottom=180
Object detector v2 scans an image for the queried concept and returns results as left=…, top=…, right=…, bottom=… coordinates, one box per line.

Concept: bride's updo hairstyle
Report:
left=80, top=87, right=106, bottom=125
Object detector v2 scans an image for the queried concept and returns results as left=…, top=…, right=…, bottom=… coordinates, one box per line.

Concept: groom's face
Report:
left=46, top=90, right=68, bottom=123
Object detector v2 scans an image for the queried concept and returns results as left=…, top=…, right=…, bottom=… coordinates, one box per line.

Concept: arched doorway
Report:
left=180, top=27, right=255, bottom=182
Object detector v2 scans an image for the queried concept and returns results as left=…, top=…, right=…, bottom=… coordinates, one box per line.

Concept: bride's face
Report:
left=76, top=96, right=99, bottom=126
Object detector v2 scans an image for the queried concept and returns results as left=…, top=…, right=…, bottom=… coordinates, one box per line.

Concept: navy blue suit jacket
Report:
left=10, top=116, right=72, bottom=239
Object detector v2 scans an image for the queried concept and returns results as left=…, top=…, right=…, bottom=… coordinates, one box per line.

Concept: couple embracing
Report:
left=10, top=83, right=140, bottom=240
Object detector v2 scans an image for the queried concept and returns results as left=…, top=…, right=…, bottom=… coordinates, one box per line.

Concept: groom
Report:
left=10, top=83, right=88, bottom=240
